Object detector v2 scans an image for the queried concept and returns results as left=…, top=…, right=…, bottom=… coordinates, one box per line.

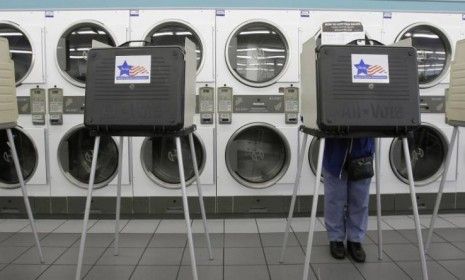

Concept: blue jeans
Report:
left=323, top=169, right=371, bottom=243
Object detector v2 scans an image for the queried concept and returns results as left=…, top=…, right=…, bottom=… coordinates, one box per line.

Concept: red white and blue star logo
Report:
left=115, top=56, right=151, bottom=84
left=352, top=54, right=389, bottom=84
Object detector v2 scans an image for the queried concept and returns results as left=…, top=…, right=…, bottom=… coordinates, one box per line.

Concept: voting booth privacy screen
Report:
left=447, top=39, right=465, bottom=126
left=0, top=38, right=18, bottom=129
left=84, top=39, right=196, bottom=136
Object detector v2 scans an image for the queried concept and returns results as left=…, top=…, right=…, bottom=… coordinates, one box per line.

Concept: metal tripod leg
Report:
left=75, top=136, right=100, bottom=280
left=6, top=128, right=44, bottom=263
left=188, top=133, right=213, bottom=260
left=279, top=132, right=309, bottom=263
left=425, top=126, right=459, bottom=252
left=114, top=136, right=124, bottom=256
left=175, top=136, right=198, bottom=280
left=302, top=138, right=325, bottom=280
left=375, top=138, right=383, bottom=260
left=402, top=138, right=429, bottom=280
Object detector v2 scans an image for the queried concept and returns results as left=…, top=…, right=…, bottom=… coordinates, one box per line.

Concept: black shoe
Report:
left=329, top=241, right=346, bottom=259
left=347, top=241, right=366, bottom=263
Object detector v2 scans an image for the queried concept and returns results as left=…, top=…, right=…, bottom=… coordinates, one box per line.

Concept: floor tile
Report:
left=224, top=247, right=266, bottom=265
left=53, top=220, right=98, bottom=233
left=256, top=218, right=286, bottom=233
left=156, top=220, right=189, bottom=233
left=121, top=220, right=159, bottom=234
left=40, top=233, right=80, bottom=247
left=383, top=243, right=428, bottom=261
left=414, top=215, right=457, bottom=228
left=138, top=247, right=184, bottom=265
left=71, top=233, right=115, bottom=248
left=20, top=219, right=66, bottom=233
left=13, top=246, right=67, bottom=264
left=434, top=228, right=465, bottom=242
left=269, top=264, right=316, bottom=280
left=366, top=230, right=410, bottom=244
left=96, top=247, right=145, bottom=265
left=193, top=233, right=224, bottom=248
left=0, top=232, right=47, bottom=247
left=0, top=246, right=30, bottom=263
left=88, top=219, right=129, bottom=233
left=397, top=229, right=447, bottom=244
left=452, top=242, right=465, bottom=253
left=0, top=219, right=29, bottom=232
left=290, top=217, right=326, bottom=232
left=441, top=215, right=465, bottom=227
left=439, top=260, right=465, bottom=280
left=55, top=247, right=106, bottom=265
left=110, top=233, right=152, bottom=248
left=367, top=217, right=392, bottom=231
left=383, top=216, right=421, bottom=230
left=309, top=246, right=350, bottom=264
left=260, top=232, right=298, bottom=247
left=181, top=247, right=223, bottom=266
left=191, top=219, right=224, bottom=233
left=177, top=265, right=222, bottom=280
left=312, top=263, right=364, bottom=280
left=0, top=232, right=13, bottom=242
left=426, top=242, right=465, bottom=260
left=84, top=265, right=134, bottom=280
left=264, top=246, right=304, bottom=264
left=397, top=261, right=458, bottom=280
left=224, top=233, right=261, bottom=248
left=353, top=244, right=391, bottom=263
left=355, top=262, right=411, bottom=280
left=37, top=264, right=92, bottom=280
left=295, top=231, right=330, bottom=246
left=130, top=265, right=178, bottom=280
left=0, top=264, right=48, bottom=280
left=148, top=233, right=187, bottom=248
left=224, top=265, right=269, bottom=280
left=225, top=219, right=258, bottom=233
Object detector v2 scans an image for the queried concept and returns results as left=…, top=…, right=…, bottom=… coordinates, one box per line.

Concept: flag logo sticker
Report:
left=115, top=55, right=151, bottom=84
left=352, top=54, right=389, bottom=84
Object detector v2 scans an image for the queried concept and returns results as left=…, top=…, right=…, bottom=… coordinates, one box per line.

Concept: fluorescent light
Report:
left=239, top=30, right=270, bottom=35
left=9, top=50, right=32, bottom=54
left=0, top=32, right=23, bottom=36
left=175, top=31, right=192, bottom=36
left=412, top=33, right=439, bottom=39
left=152, top=31, right=174, bottom=37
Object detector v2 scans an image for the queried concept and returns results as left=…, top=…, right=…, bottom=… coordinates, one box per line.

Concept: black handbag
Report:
left=347, top=156, right=374, bottom=181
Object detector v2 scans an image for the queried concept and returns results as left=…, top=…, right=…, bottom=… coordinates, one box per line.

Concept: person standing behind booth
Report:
left=323, top=137, right=374, bottom=262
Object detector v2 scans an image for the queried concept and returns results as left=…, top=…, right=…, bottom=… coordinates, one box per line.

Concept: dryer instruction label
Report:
left=115, top=55, right=151, bottom=84
left=352, top=54, right=389, bottom=84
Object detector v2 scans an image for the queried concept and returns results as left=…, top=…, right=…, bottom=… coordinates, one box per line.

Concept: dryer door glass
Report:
left=389, top=124, right=448, bottom=186
left=0, top=23, right=33, bottom=84
left=227, top=22, right=288, bottom=87
left=57, top=23, right=115, bottom=86
left=399, top=25, right=451, bottom=87
left=145, top=22, right=203, bottom=70
left=0, top=128, right=37, bottom=188
left=226, top=124, right=290, bottom=189
left=141, top=134, right=205, bottom=189
left=308, top=137, right=324, bottom=181
left=58, top=126, right=118, bottom=189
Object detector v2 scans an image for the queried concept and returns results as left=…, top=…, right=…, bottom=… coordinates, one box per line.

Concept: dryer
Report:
left=129, top=10, right=216, bottom=198
left=216, top=10, right=300, bottom=198
left=381, top=12, right=462, bottom=95
left=45, top=11, right=131, bottom=197
left=0, top=12, right=49, bottom=202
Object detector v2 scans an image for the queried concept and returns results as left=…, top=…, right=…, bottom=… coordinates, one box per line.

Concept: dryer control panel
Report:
left=30, top=87, right=46, bottom=125
left=218, top=87, right=233, bottom=124
left=48, top=87, right=63, bottom=125
left=198, top=86, right=214, bottom=125
left=284, top=87, right=299, bottom=124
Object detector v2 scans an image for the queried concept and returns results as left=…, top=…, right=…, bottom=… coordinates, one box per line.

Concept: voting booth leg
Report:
left=114, top=136, right=124, bottom=256
left=176, top=136, right=199, bottom=280
left=75, top=136, right=100, bottom=280
left=279, top=132, right=309, bottom=263
left=6, top=128, right=44, bottom=263
left=188, top=133, right=213, bottom=260
left=375, top=138, right=383, bottom=260
left=425, top=126, right=459, bottom=252
left=302, top=138, right=325, bottom=280
left=402, top=138, right=429, bottom=280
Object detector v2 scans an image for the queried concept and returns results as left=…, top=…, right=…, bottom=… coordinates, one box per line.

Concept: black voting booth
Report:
left=280, top=38, right=429, bottom=280
left=75, top=40, right=212, bottom=280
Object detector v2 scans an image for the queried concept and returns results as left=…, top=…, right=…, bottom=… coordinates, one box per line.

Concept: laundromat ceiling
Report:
left=2, top=0, right=465, bottom=13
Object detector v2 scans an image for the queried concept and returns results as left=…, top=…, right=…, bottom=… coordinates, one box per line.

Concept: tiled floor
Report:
left=0, top=215, right=465, bottom=279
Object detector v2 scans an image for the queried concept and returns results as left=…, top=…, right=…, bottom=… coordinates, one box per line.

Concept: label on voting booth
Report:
left=351, top=54, right=390, bottom=84
left=114, top=55, right=151, bottom=84
left=321, top=22, right=364, bottom=45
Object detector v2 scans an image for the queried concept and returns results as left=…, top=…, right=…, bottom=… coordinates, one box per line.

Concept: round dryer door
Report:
left=0, top=128, right=38, bottom=189
left=308, top=137, right=324, bottom=182
left=58, top=125, right=118, bottom=189
left=145, top=22, right=203, bottom=70
left=397, top=24, right=451, bottom=88
left=226, top=21, right=289, bottom=87
left=140, top=134, right=205, bottom=189
left=225, top=123, right=290, bottom=189
left=389, top=123, right=448, bottom=186
left=0, top=23, right=33, bottom=85
left=57, top=22, right=116, bottom=87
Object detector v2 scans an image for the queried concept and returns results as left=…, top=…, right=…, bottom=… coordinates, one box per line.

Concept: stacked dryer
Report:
left=129, top=10, right=216, bottom=208
left=0, top=11, right=49, bottom=211
left=379, top=12, right=462, bottom=202
left=216, top=9, right=300, bottom=212
left=46, top=10, right=132, bottom=201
